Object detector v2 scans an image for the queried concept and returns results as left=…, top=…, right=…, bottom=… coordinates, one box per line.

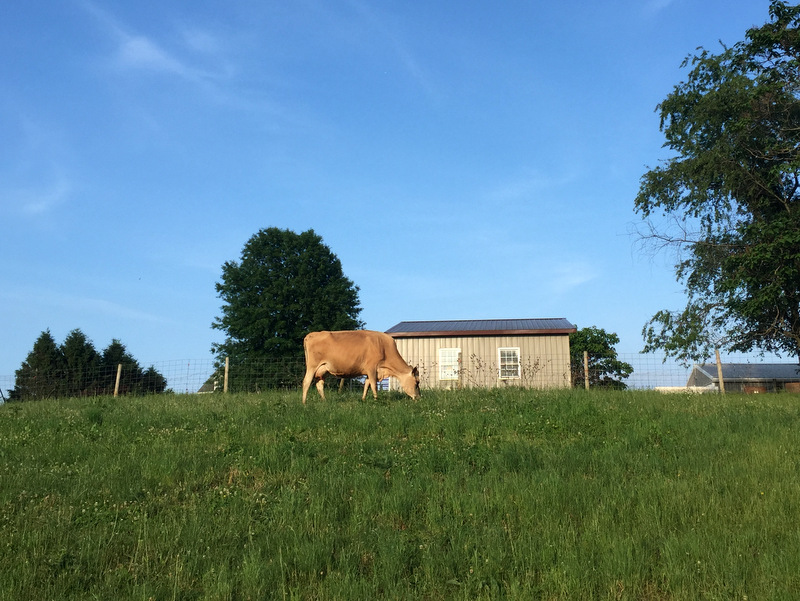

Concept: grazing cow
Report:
left=302, top=330, right=420, bottom=404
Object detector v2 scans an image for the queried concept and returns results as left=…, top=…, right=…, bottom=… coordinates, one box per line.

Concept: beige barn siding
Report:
left=392, top=335, right=571, bottom=390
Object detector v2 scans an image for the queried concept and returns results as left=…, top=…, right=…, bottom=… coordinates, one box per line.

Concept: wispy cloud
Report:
left=117, top=35, right=187, bottom=75
left=76, top=1, right=288, bottom=120
left=547, top=261, right=599, bottom=295
left=14, top=174, right=72, bottom=216
left=344, top=0, right=441, bottom=102
left=1, top=286, right=166, bottom=324
left=644, top=0, right=677, bottom=16
left=65, top=295, right=166, bottom=323
left=486, top=168, right=575, bottom=203
left=179, top=27, right=224, bottom=56
left=79, top=1, right=233, bottom=86
left=0, top=116, right=74, bottom=218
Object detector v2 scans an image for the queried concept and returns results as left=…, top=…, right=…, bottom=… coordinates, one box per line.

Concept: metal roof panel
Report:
left=694, top=363, right=800, bottom=382
left=385, top=318, right=576, bottom=337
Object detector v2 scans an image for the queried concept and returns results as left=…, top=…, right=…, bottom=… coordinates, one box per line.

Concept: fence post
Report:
left=715, top=349, right=725, bottom=394
left=583, top=351, right=590, bottom=390
left=224, top=357, right=230, bottom=393
left=113, top=363, right=122, bottom=398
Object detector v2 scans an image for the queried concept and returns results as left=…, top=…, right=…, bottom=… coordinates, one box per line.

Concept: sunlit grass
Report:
left=2, top=388, right=800, bottom=599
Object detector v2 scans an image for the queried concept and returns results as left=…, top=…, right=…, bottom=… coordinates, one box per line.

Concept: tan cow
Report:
left=302, top=330, right=420, bottom=404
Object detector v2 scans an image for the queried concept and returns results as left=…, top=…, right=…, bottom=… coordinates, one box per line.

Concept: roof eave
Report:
left=389, top=328, right=577, bottom=338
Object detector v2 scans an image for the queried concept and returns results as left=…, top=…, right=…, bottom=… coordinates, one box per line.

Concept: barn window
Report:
left=498, top=347, right=521, bottom=379
left=439, top=348, right=461, bottom=380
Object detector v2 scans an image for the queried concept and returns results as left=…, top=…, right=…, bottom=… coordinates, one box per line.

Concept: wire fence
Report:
left=2, top=352, right=798, bottom=401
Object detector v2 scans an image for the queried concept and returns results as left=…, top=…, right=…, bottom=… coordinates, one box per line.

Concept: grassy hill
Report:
left=2, top=388, right=799, bottom=599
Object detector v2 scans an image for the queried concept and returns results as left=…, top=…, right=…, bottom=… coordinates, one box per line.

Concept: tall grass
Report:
left=1, top=388, right=799, bottom=599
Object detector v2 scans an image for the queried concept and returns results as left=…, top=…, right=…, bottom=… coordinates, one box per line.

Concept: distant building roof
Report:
left=692, top=363, right=800, bottom=383
left=385, top=318, right=576, bottom=338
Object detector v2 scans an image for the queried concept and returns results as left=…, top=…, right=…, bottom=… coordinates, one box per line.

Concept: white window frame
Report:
left=498, top=347, right=521, bottom=379
left=439, top=347, right=461, bottom=381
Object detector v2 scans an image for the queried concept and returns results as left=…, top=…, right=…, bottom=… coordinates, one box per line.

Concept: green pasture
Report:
left=1, top=388, right=799, bottom=599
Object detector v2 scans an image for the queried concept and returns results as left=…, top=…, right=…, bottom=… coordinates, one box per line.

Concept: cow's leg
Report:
left=363, top=369, right=379, bottom=400
left=366, top=371, right=385, bottom=397
left=301, top=368, right=315, bottom=405
left=310, top=365, right=329, bottom=400
left=338, top=378, right=346, bottom=393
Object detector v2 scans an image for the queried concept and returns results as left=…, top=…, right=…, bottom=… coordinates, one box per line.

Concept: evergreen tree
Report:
left=10, top=330, right=65, bottom=400
left=139, top=366, right=168, bottom=395
left=101, top=339, right=142, bottom=395
left=60, top=329, right=101, bottom=397
left=9, top=331, right=168, bottom=400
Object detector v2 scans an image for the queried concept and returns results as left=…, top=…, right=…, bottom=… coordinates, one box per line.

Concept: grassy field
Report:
left=1, top=388, right=799, bottom=600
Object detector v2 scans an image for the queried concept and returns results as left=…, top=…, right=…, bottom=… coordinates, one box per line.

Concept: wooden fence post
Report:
left=113, top=363, right=122, bottom=398
left=715, top=349, right=725, bottom=394
left=224, top=357, right=230, bottom=393
left=583, top=351, right=590, bottom=390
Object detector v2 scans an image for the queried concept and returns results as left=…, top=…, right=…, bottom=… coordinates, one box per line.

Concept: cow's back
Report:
left=304, top=330, right=390, bottom=375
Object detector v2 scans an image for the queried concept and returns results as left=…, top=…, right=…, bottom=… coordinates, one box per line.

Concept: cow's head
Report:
left=400, top=366, right=421, bottom=400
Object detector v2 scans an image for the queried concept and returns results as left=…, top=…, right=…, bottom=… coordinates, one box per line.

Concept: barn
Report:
left=687, top=363, right=800, bottom=393
left=385, top=318, right=576, bottom=390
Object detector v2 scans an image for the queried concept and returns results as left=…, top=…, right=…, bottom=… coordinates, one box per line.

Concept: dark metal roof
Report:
left=385, top=318, right=576, bottom=338
left=693, top=363, right=800, bottom=382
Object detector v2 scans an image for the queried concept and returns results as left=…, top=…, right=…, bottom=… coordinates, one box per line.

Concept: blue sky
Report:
left=0, top=0, right=773, bottom=380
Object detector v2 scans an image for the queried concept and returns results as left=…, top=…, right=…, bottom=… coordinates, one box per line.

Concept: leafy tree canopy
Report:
left=211, top=227, right=363, bottom=370
left=570, top=326, right=633, bottom=389
left=636, top=1, right=800, bottom=364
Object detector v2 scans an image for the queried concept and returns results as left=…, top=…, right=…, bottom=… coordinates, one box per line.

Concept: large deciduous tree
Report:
left=211, top=228, right=363, bottom=386
left=636, top=1, right=800, bottom=364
